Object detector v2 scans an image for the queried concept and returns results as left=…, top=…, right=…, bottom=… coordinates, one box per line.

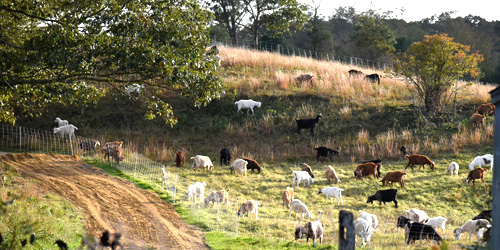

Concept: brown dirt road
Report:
left=0, top=153, right=208, bottom=250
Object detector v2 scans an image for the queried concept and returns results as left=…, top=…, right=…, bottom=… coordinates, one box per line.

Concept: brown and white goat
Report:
left=380, top=171, right=407, bottom=188
left=204, top=189, right=230, bottom=206
left=300, top=163, right=315, bottom=178
left=354, top=162, right=379, bottom=180
left=282, top=187, right=294, bottom=207
left=237, top=200, right=260, bottom=219
left=466, top=167, right=487, bottom=185
left=325, top=165, right=340, bottom=183
left=404, top=154, right=435, bottom=170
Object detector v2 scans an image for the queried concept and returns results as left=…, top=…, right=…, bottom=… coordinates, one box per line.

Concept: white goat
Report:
left=317, top=187, right=343, bottom=205
left=190, top=155, right=214, bottom=171
left=425, top=216, right=447, bottom=231
left=406, top=208, right=430, bottom=223
left=124, top=84, right=144, bottom=100
left=289, top=199, right=313, bottom=220
left=354, top=217, right=374, bottom=246
left=469, top=154, right=493, bottom=170
left=234, top=99, right=261, bottom=115
left=53, top=124, right=78, bottom=138
left=453, top=219, right=491, bottom=242
left=358, top=210, right=379, bottom=230
left=447, top=162, right=459, bottom=177
left=185, top=182, right=207, bottom=202
left=54, top=117, right=69, bottom=127
left=292, top=171, right=314, bottom=187
left=229, top=159, right=248, bottom=176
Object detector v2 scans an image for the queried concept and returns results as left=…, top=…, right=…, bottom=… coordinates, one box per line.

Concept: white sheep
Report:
left=229, top=159, right=248, bottom=176
left=453, top=219, right=491, bottom=242
left=53, top=124, right=78, bottom=138
left=190, top=155, right=214, bottom=171
left=406, top=208, right=429, bottom=223
left=317, top=187, right=343, bottom=205
left=292, top=171, right=314, bottom=187
left=289, top=199, right=313, bottom=220
left=469, top=154, right=493, bottom=170
left=234, top=99, right=261, bottom=115
left=54, top=117, right=69, bottom=127
left=185, top=182, right=207, bottom=202
left=358, top=210, right=379, bottom=230
left=354, top=217, right=374, bottom=246
left=425, top=216, right=447, bottom=231
left=447, top=162, right=459, bottom=177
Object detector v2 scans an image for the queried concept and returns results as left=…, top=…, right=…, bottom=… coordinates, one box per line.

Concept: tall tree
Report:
left=206, top=0, right=245, bottom=46
left=394, top=34, right=484, bottom=115
left=350, top=14, right=396, bottom=61
left=0, top=0, right=223, bottom=125
left=242, top=0, right=308, bottom=48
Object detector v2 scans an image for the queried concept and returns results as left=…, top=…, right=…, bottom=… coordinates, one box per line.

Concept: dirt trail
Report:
left=0, top=153, right=207, bottom=250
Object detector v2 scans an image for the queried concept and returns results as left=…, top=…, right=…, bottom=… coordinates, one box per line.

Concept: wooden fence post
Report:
left=339, top=210, right=355, bottom=250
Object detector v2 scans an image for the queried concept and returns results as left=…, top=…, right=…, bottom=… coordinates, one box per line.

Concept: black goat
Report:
left=220, top=148, right=232, bottom=166
left=314, top=146, right=339, bottom=162
left=295, top=114, right=322, bottom=135
left=55, top=240, right=68, bottom=250
left=405, top=222, right=442, bottom=245
left=473, top=209, right=492, bottom=221
left=364, top=74, right=380, bottom=84
left=400, top=146, right=408, bottom=156
left=366, top=189, right=398, bottom=208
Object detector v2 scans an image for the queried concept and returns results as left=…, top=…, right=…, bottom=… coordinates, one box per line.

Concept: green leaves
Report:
left=350, top=14, right=396, bottom=61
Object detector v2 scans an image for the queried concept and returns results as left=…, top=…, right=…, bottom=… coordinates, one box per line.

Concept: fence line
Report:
left=0, top=124, right=466, bottom=249
left=212, top=36, right=394, bottom=71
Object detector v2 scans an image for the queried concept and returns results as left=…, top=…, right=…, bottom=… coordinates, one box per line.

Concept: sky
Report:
left=298, top=0, right=498, bottom=22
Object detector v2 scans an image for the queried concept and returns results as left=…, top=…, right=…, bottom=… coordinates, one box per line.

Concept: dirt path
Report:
left=0, top=153, right=208, bottom=250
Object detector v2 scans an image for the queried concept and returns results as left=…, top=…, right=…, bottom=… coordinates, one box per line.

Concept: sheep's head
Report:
left=453, top=228, right=462, bottom=240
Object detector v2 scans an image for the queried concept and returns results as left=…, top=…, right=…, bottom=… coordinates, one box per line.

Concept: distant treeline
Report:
left=210, top=8, right=500, bottom=84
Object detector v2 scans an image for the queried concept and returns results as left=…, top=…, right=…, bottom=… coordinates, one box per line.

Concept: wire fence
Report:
left=0, top=124, right=477, bottom=249
left=211, top=36, right=394, bottom=71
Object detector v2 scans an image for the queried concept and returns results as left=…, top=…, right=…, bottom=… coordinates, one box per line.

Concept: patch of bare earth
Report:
left=0, top=153, right=207, bottom=250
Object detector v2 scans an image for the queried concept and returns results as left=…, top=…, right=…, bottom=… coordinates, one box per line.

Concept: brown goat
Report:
left=471, top=114, right=485, bottom=128
left=282, top=187, right=294, bottom=207
left=404, top=154, right=435, bottom=170
left=325, top=165, right=340, bottom=183
left=466, top=167, right=487, bottom=185
left=300, top=163, right=315, bottom=178
left=474, top=103, right=495, bottom=116
left=354, top=162, right=379, bottom=180
left=108, top=147, right=124, bottom=164
left=175, top=151, right=185, bottom=167
left=381, top=171, right=407, bottom=188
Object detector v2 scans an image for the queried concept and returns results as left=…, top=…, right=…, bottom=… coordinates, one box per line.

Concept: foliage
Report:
left=206, top=0, right=246, bottom=46
left=394, top=34, right=484, bottom=115
left=350, top=14, right=396, bottom=61
left=0, top=0, right=223, bottom=125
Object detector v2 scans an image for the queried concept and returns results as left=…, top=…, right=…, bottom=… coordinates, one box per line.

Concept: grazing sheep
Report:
left=237, top=200, right=260, bottom=219
left=53, top=124, right=78, bottom=138
left=354, top=162, right=379, bottom=180
left=354, top=217, right=374, bottom=246
left=190, top=155, right=214, bottom=171
left=78, top=140, right=101, bottom=153
left=219, top=148, right=232, bottom=166
left=204, top=189, right=230, bottom=207
left=241, top=157, right=263, bottom=173
left=175, top=151, right=185, bottom=167
left=289, top=199, right=313, bottom=219
left=471, top=113, right=485, bottom=128
left=317, top=187, right=344, bottom=205
left=282, top=187, right=294, bottom=207
left=359, top=210, right=379, bottom=230
left=295, top=114, right=322, bottom=136
left=348, top=69, right=364, bottom=79
left=405, top=222, right=442, bottom=245
left=54, top=117, right=69, bottom=127
left=314, top=146, right=339, bottom=162
left=295, top=73, right=314, bottom=84
left=425, top=216, right=447, bottom=231
left=406, top=209, right=430, bottom=223
left=447, top=162, right=459, bottom=177
left=185, top=182, right=207, bottom=202
left=229, top=158, right=248, bottom=176
left=468, top=154, right=493, bottom=170
left=466, top=167, right=487, bottom=185
left=364, top=74, right=380, bottom=84
left=325, top=165, right=340, bottom=183
left=380, top=171, right=406, bottom=188
left=472, top=210, right=492, bottom=222
left=235, top=99, right=261, bottom=114
left=453, top=219, right=491, bottom=242
left=474, top=103, right=495, bottom=116
left=404, top=154, right=435, bottom=170
left=299, top=163, right=315, bottom=178
left=292, top=171, right=314, bottom=187
left=366, top=189, right=398, bottom=208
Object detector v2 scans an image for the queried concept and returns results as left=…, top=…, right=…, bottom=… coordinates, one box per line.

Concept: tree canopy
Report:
left=0, top=0, right=223, bottom=125
left=394, top=34, right=484, bottom=115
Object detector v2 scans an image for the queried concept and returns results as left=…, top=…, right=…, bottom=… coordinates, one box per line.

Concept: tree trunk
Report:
left=424, top=90, right=442, bottom=114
